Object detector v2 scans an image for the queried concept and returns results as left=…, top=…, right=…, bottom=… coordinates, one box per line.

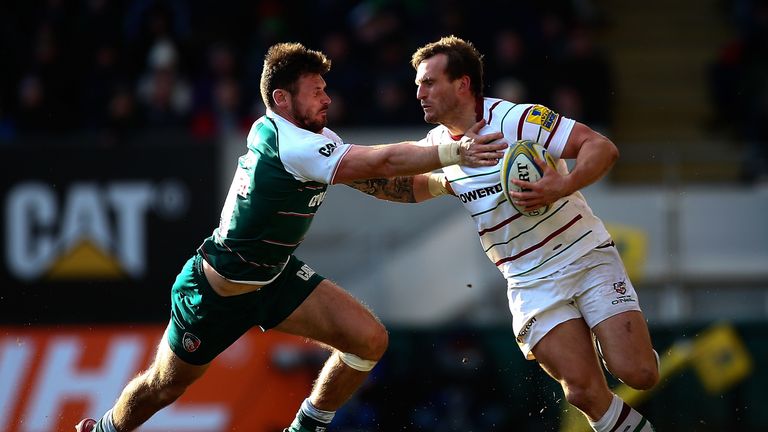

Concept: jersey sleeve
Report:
left=417, top=126, right=447, bottom=147
left=501, top=103, right=575, bottom=159
left=280, top=131, right=352, bottom=184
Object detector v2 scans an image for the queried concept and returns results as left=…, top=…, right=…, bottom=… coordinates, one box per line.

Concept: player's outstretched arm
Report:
left=344, top=172, right=455, bottom=203
left=332, top=120, right=506, bottom=184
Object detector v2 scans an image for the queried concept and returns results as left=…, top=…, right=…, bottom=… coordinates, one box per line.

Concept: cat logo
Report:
left=308, top=191, right=327, bottom=207
left=4, top=180, right=188, bottom=281
left=296, top=264, right=316, bottom=281
left=318, top=142, right=338, bottom=157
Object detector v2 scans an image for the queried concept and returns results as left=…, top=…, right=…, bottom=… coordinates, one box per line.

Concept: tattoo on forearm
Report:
left=346, top=177, right=416, bottom=202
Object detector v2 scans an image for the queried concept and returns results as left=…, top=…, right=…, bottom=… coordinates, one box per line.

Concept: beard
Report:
left=293, top=105, right=328, bottom=133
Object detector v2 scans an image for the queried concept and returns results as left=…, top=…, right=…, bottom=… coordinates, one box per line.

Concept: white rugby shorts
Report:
left=507, top=242, right=642, bottom=360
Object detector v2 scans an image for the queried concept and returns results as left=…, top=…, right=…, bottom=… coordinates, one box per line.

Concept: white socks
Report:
left=96, top=408, right=118, bottom=432
left=301, top=398, right=335, bottom=424
left=590, top=394, right=654, bottom=432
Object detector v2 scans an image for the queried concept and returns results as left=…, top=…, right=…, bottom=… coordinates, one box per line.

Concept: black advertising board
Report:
left=0, top=144, right=219, bottom=324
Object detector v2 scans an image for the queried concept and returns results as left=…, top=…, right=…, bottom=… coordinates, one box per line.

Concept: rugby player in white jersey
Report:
left=347, top=36, right=659, bottom=431
left=75, top=42, right=507, bottom=432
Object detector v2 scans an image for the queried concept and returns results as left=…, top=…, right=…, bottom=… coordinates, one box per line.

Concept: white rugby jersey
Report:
left=419, top=98, right=611, bottom=284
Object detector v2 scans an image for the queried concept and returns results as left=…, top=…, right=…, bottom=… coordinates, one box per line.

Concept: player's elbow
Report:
left=376, top=159, right=401, bottom=178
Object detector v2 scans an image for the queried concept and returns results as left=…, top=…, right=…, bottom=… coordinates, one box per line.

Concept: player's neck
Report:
left=443, top=101, right=479, bottom=137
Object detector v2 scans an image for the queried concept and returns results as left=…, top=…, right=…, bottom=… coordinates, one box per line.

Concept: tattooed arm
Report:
left=345, top=173, right=454, bottom=203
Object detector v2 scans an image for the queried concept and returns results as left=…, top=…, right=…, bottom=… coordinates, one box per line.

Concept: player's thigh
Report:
left=273, top=279, right=387, bottom=357
left=592, top=310, right=654, bottom=371
left=148, top=332, right=210, bottom=389
left=532, top=318, right=605, bottom=387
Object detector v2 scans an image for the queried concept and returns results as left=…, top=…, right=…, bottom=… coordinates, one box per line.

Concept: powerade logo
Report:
left=459, top=183, right=503, bottom=203
left=4, top=180, right=188, bottom=281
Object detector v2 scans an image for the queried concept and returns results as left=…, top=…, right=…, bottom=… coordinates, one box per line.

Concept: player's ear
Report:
left=458, top=75, right=471, bottom=93
left=273, top=89, right=289, bottom=107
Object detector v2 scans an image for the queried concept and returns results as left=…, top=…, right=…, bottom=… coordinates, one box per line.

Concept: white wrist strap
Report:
left=427, top=173, right=450, bottom=197
left=437, top=141, right=461, bottom=166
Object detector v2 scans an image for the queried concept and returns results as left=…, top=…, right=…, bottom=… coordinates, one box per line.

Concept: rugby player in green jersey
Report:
left=76, top=42, right=507, bottom=432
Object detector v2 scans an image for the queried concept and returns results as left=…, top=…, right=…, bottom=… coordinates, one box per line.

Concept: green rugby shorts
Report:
left=166, top=253, right=324, bottom=365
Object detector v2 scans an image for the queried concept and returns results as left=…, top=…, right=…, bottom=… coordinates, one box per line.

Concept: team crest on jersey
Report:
left=182, top=332, right=201, bottom=352
left=525, top=105, right=558, bottom=131
left=613, top=280, right=627, bottom=295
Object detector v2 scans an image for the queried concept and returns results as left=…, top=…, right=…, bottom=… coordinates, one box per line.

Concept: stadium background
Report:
left=1, top=0, right=767, bottom=431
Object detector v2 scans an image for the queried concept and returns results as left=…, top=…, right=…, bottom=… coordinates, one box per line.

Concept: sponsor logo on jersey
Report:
left=182, top=332, right=202, bottom=352
left=318, top=142, right=338, bottom=157
left=612, top=295, right=636, bottom=305
left=525, top=105, right=558, bottom=131
left=4, top=180, right=188, bottom=281
left=296, top=264, right=316, bottom=281
left=516, top=316, right=537, bottom=343
left=459, top=183, right=503, bottom=203
left=308, top=191, right=327, bottom=207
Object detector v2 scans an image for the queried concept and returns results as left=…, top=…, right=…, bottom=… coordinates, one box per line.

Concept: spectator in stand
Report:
left=3, top=0, right=619, bottom=148
left=556, top=26, right=614, bottom=134
left=135, top=38, right=192, bottom=129
left=709, top=0, right=768, bottom=183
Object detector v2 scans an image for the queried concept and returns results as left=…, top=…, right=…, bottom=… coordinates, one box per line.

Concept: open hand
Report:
left=457, top=120, right=508, bottom=167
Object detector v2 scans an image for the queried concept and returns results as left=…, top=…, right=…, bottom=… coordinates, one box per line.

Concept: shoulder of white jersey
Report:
left=479, top=97, right=524, bottom=131
left=422, top=124, right=451, bottom=146
left=261, top=111, right=349, bottom=184
left=321, top=126, right=343, bottom=144
left=493, top=102, right=574, bottom=158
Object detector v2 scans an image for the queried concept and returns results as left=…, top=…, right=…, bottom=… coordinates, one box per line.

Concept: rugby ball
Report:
left=500, top=140, right=556, bottom=217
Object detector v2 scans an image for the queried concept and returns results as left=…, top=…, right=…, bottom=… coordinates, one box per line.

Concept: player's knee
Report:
left=561, top=378, right=604, bottom=412
left=619, top=362, right=659, bottom=390
left=609, top=353, right=659, bottom=390
left=347, top=319, right=388, bottom=361
left=363, top=320, right=389, bottom=360
left=338, top=322, right=387, bottom=372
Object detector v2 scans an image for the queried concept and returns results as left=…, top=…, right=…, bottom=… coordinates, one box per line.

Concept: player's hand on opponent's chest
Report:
left=458, top=120, right=508, bottom=167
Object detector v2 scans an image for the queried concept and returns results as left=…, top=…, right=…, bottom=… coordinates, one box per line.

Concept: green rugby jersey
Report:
left=199, top=111, right=350, bottom=283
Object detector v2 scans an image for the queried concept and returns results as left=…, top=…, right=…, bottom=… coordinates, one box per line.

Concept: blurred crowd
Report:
left=3, top=0, right=765, bottom=182
left=0, top=0, right=612, bottom=147
left=709, top=0, right=768, bottom=182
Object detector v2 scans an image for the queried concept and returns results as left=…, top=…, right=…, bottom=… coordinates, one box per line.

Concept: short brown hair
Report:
left=411, top=36, right=484, bottom=97
left=260, top=42, right=332, bottom=109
